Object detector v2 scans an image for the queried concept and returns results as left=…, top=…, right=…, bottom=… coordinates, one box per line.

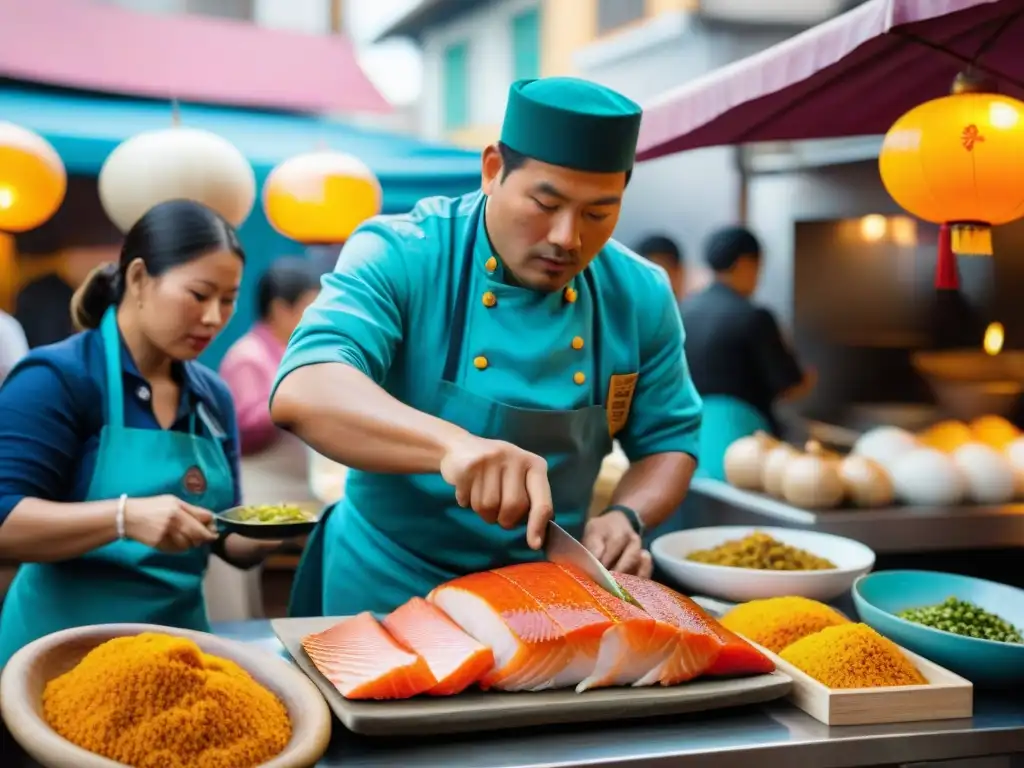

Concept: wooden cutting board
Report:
left=271, top=616, right=793, bottom=736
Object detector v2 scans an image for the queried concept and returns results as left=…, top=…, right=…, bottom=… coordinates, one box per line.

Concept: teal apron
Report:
left=290, top=196, right=612, bottom=616
left=694, top=394, right=772, bottom=481
left=0, top=308, right=235, bottom=666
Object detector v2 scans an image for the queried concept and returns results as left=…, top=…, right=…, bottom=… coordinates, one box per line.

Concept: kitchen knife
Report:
left=544, top=520, right=633, bottom=603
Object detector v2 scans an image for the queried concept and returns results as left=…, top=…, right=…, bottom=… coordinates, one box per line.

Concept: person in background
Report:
left=636, top=234, right=685, bottom=300
left=680, top=225, right=815, bottom=481
left=0, top=199, right=286, bottom=665
left=0, top=310, right=29, bottom=384
left=221, top=258, right=321, bottom=456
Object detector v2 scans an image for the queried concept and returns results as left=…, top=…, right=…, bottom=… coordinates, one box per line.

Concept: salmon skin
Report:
left=495, top=562, right=613, bottom=688
left=302, top=612, right=436, bottom=700
left=553, top=563, right=682, bottom=692
left=382, top=597, right=495, bottom=696
left=428, top=570, right=571, bottom=692
left=613, top=573, right=774, bottom=678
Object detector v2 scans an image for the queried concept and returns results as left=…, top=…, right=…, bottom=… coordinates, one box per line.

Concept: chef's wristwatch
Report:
left=600, top=504, right=645, bottom=536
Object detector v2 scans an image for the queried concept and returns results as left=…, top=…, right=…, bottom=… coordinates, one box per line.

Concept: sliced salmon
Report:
left=382, top=597, right=495, bottom=696
left=554, top=563, right=680, bottom=692
left=613, top=573, right=774, bottom=678
left=611, top=572, right=722, bottom=685
left=495, top=562, right=613, bottom=688
left=428, top=571, right=570, bottom=692
left=301, top=612, right=436, bottom=700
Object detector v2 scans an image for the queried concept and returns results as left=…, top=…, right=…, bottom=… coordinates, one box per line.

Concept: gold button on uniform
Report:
left=482, top=291, right=497, bottom=308
left=474, top=356, right=489, bottom=370
left=564, top=286, right=578, bottom=303
left=485, top=256, right=498, bottom=272
left=573, top=371, right=586, bottom=385
left=571, top=336, right=584, bottom=350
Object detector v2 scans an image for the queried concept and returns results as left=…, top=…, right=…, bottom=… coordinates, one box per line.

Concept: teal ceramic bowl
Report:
left=852, top=570, right=1024, bottom=688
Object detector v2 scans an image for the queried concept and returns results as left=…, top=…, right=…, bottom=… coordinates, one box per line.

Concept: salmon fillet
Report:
left=613, top=573, right=774, bottom=678
left=611, top=572, right=722, bottom=685
left=554, top=563, right=680, bottom=692
left=428, top=571, right=570, bottom=692
left=301, top=612, right=436, bottom=700
left=382, top=597, right=495, bottom=696
left=495, top=562, right=613, bottom=688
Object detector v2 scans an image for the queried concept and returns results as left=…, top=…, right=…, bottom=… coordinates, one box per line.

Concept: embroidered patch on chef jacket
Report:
left=606, top=373, right=638, bottom=436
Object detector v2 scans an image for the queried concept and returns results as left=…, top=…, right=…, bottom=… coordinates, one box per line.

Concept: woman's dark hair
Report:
left=71, top=199, right=245, bottom=331
left=257, top=257, right=322, bottom=321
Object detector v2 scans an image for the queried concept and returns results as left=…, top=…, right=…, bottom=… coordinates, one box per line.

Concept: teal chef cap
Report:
left=500, top=77, right=643, bottom=174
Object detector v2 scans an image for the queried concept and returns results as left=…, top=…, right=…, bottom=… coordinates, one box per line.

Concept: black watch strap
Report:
left=601, top=504, right=645, bottom=536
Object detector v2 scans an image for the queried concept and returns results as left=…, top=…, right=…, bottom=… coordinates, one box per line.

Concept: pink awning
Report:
left=637, top=0, right=1024, bottom=161
left=0, top=0, right=390, bottom=115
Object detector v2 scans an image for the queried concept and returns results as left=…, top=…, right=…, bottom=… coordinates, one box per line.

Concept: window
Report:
left=511, top=8, right=541, bottom=81
left=596, top=0, right=645, bottom=35
left=443, top=42, right=470, bottom=131
left=184, top=0, right=253, bottom=21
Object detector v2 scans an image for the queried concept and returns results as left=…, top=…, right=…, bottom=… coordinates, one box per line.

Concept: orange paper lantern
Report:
left=263, top=151, right=382, bottom=244
left=0, top=122, right=67, bottom=233
left=879, top=76, right=1024, bottom=288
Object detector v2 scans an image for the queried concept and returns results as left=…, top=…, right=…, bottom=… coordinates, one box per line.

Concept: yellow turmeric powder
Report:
left=720, top=596, right=849, bottom=653
left=780, top=623, right=927, bottom=688
left=42, top=632, right=292, bottom=768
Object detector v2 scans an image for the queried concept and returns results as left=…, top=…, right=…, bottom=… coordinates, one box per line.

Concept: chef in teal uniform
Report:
left=0, top=200, right=283, bottom=666
left=271, top=78, right=704, bottom=616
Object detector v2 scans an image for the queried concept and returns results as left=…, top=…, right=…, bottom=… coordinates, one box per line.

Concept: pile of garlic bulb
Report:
left=724, top=433, right=893, bottom=510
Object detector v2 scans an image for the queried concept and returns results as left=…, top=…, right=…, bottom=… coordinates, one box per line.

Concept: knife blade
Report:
left=544, top=521, right=632, bottom=602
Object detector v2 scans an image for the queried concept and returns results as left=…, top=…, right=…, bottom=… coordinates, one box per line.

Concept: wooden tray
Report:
left=748, top=640, right=973, bottom=726
left=272, top=616, right=793, bottom=736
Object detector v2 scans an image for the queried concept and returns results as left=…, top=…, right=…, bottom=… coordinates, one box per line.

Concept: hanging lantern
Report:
left=879, top=72, right=1024, bottom=289
left=99, top=124, right=256, bottom=234
left=0, top=122, right=67, bottom=233
left=263, top=151, right=382, bottom=244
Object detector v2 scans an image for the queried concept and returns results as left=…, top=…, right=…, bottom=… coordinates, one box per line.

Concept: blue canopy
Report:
left=0, top=84, right=481, bottom=212
left=2, top=84, right=482, bottom=366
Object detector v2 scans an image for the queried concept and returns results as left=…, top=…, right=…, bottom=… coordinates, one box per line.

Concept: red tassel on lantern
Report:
left=935, top=222, right=959, bottom=290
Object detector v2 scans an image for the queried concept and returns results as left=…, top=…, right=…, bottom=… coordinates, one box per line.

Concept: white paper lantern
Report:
left=99, top=126, right=256, bottom=233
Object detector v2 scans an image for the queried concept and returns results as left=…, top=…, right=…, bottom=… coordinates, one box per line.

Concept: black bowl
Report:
left=215, top=504, right=320, bottom=540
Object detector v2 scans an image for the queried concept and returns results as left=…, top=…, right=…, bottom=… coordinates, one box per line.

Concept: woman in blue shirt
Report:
left=0, top=199, right=280, bottom=665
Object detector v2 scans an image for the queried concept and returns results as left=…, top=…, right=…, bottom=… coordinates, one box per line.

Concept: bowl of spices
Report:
left=0, top=624, right=332, bottom=768
left=853, top=570, right=1024, bottom=687
left=651, top=527, right=875, bottom=603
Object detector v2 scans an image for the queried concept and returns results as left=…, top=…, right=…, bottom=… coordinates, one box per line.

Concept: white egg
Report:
left=891, top=448, right=966, bottom=506
left=953, top=442, right=1016, bottom=505
left=853, top=426, right=920, bottom=466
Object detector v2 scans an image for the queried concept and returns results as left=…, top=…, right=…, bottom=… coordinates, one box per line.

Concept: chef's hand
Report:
left=583, top=511, right=653, bottom=578
left=123, top=495, right=219, bottom=553
left=440, top=435, right=553, bottom=550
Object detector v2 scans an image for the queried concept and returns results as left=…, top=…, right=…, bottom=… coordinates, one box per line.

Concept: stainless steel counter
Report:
left=4, top=620, right=1024, bottom=768
left=687, top=478, right=1024, bottom=554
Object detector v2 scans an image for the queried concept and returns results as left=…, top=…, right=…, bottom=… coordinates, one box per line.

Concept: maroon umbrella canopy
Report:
left=636, top=0, right=1024, bottom=161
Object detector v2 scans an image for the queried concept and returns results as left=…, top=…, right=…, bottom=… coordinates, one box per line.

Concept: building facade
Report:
left=378, top=0, right=859, bottom=147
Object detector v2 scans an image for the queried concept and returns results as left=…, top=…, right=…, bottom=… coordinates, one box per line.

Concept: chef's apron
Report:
left=694, top=394, right=771, bottom=481
left=289, top=196, right=612, bottom=616
left=0, top=308, right=235, bottom=666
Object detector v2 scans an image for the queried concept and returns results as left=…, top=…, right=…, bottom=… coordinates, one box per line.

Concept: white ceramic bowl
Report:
left=0, top=623, right=332, bottom=768
left=651, top=526, right=876, bottom=603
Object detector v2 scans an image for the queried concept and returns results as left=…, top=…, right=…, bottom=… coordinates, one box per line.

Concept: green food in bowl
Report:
left=232, top=503, right=315, bottom=525
left=897, top=596, right=1023, bottom=644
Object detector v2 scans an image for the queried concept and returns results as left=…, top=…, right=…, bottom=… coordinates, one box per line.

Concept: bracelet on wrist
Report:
left=116, top=494, right=128, bottom=540
left=600, top=504, right=645, bottom=536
